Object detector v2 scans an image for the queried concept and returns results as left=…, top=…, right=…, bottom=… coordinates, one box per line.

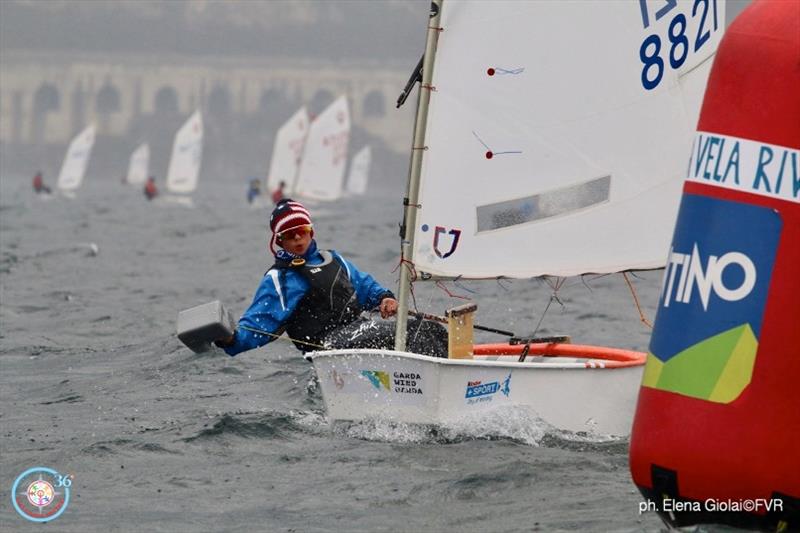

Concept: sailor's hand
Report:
left=214, top=334, right=235, bottom=348
left=379, top=298, right=398, bottom=319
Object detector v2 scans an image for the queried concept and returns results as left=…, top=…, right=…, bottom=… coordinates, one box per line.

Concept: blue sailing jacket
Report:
left=223, top=241, right=393, bottom=356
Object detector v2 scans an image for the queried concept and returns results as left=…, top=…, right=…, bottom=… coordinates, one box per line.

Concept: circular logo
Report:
left=27, top=479, right=55, bottom=506
left=11, top=467, right=71, bottom=523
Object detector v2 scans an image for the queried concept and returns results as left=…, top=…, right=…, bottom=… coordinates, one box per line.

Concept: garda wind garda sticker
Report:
left=362, top=370, right=423, bottom=395
left=687, top=132, right=799, bottom=204
left=11, top=467, right=73, bottom=523
left=644, top=195, right=782, bottom=403
left=361, top=370, right=390, bottom=391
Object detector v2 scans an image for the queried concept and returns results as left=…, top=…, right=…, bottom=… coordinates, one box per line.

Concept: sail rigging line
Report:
left=518, top=276, right=568, bottom=362
left=494, top=278, right=512, bottom=292
left=488, top=67, right=525, bottom=76
left=529, top=277, right=567, bottom=339
left=622, top=271, right=653, bottom=329
left=392, top=257, right=419, bottom=314
left=452, top=276, right=479, bottom=295
left=542, top=275, right=567, bottom=296
left=532, top=293, right=557, bottom=338
left=580, top=275, right=598, bottom=293
left=435, top=280, right=471, bottom=300
left=472, top=131, right=522, bottom=157
left=566, top=271, right=653, bottom=329
left=393, top=254, right=422, bottom=312
left=408, top=284, right=420, bottom=315
left=408, top=310, right=516, bottom=338
left=237, top=325, right=326, bottom=351
left=392, top=255, right=419, bottom=281
left=573, top=272, right=616, bottom=293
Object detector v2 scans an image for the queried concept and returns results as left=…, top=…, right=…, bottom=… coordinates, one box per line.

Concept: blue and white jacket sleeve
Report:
left=223, top=270, right=304, bottom=356
left=331, top=251, right=395, bottom=311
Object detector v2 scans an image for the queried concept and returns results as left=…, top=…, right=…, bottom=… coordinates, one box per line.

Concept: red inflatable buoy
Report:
left=630, top=0, right=800, bottom=530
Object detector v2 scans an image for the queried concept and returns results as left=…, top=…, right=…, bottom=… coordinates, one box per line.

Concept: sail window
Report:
left=476, top=175, right=611, bottom=232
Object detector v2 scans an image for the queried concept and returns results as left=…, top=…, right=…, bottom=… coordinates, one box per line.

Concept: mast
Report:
left=395, top=0, right=443, bottom=351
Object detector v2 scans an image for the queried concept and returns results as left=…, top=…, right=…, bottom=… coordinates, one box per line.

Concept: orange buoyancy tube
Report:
left=473, top=343, right=645, bottom=368
left=629, top=1, right=800, bottom=530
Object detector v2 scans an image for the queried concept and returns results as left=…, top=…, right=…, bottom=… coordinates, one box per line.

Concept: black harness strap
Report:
left=271, top=251, right=363, bottom=351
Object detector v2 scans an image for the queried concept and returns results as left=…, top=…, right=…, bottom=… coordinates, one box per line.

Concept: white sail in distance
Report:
left=267, top=106, right=309, bottom=195
left=166, top=111, right=203, bottom=194
left=412, top=0, right=725, bottom=278
left=126, top=143, right=149, bottom=185
left=294, top=95, right=351, bottom=201
left=57, top=125, right=96, bottom=192
left=346, top=145, right=371, bottom=196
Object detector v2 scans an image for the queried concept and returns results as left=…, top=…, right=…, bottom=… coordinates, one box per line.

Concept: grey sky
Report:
left=0, top=0, right=427, bottom=65
left=0, top=0, right=751, bottom=63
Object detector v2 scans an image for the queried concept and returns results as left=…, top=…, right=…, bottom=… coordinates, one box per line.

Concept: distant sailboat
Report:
left=294, top=95, right=350, bottom=202
left=267, top=106, right=309, bottom=198
left=126, top=143, right=149, bottom=186
left=164, top=111, right=203, bottom=206
left=57, top=125, right=96, bottom=197
left=345, top=145, right=371, bottom=196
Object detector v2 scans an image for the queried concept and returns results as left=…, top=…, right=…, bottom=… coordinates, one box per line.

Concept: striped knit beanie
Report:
left=269, top=199, right=313, bottom=254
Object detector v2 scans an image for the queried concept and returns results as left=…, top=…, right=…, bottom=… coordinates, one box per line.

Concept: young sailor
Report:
left=215, top=199, right=401, bottom=355
left=247, top=178, right=261, bottom=204
left=144, top=176, right=158, bottom=200
left=271, top=180, right=286, bottom=204
left=33, top=171, right=51, bottom=194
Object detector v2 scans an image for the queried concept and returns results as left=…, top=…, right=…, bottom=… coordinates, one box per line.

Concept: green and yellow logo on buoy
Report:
left=646, top=195, right=781, bottom=403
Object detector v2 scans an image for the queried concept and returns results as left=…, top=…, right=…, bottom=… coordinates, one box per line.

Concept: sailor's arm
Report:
left=216, top=271, right=297, bottom=355
left=333, top=252, right=397, bottom=317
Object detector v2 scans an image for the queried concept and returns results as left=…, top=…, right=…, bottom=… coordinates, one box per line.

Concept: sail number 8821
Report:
left=639, top=0, right=720, bottom=90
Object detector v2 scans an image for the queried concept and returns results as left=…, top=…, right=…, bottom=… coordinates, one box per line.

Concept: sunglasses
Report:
left=276, top=225, right=312, bottom=242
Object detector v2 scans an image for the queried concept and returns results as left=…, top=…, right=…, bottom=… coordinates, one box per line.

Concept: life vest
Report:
left=144, top=181, right=158, bottom=199
left=272, top=250, right=363, bottom=351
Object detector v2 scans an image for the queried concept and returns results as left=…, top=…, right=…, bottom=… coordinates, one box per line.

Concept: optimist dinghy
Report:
left=267, top=106, right=309, bottom=198
left=161, top=111, right=203, bottom=207
left=126, top=143, right=149, bottom=186
left=294, top=95, right=351, bottom=202
left=56, top=125, right=95, bottom=199
left=310, top=343, right=645, bottom=436
left=308, top=0, right=724, bottom=435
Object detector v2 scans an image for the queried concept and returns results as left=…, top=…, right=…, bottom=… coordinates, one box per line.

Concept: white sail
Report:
left=412, top=0, right=725, bottom=279
left=345, top=145, right=371, bottom=196
left=267, top=106, right=309, bottom=195
left=294, top=95, right=350, bottom=201
left=57, top=125, right=95, bottom=192
left=126, top=143, right=149, bottom=185
left=166, top=111, right=203, bottom=194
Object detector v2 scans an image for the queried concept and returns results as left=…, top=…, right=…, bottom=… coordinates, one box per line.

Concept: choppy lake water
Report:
left=1, top=173, right=666, bottom=531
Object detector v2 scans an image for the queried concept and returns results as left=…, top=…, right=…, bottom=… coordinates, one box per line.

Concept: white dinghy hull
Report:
left=310, top=349, right=643, bottom=436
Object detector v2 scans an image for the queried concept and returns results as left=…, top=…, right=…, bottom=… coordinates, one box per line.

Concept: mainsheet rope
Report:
left=237, top=324, right=326, bottom=351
